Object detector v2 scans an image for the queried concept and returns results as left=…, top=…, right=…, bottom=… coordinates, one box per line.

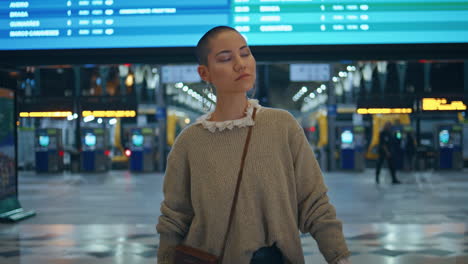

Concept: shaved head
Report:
left=195, top=26, right=239, bottom=66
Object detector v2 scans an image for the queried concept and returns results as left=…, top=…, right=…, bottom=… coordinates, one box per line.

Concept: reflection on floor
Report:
left=0, top=223, right=467, bottom=264
left=0, top=169, right=467, bottom=264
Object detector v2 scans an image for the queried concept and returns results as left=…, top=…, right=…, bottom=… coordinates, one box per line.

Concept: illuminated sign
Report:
left=337, top=107, right=357, bottom=114
left=422, top=98, right=467, bottom=111
left=356, top=108, right=413, bottom=114
left=19, top=111, right=72, bottom=117
left=82, top=110, right=136, bottom=118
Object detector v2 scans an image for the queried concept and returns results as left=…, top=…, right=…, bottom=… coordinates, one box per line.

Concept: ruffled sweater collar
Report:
left=195, top=99, right=262, bottom=133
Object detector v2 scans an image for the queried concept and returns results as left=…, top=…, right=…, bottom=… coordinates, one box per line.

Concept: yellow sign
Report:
left=422, top=98, right=467, bottom=111
left=19, top=111, right=72, bottom=118
left=357, top=108, right=413, bottom=114
left=82, top=110, right=136, bottom=118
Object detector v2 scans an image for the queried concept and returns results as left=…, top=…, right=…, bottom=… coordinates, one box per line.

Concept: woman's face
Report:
left=198, top=30, right=256, bottom=96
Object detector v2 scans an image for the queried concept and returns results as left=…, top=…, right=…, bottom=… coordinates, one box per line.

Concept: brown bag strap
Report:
left=219, top=107, right=257, bottom=262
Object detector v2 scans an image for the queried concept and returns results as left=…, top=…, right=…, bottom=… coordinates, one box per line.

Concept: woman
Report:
left=157, top=26, right=351, bottom=264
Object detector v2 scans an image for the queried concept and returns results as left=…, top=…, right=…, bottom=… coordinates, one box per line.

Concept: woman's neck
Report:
left=210, top=93, right=248, bottom=122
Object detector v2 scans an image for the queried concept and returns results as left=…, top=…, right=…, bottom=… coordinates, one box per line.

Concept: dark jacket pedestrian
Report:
left=375, top=122, right=401, bottom=184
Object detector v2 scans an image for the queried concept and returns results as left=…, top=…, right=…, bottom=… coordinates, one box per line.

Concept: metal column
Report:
left=73, top=67, right=81, bottom=154
left=155, top=66, right=167, bottom=172
left=327, top=64, right=336, bottom=171
left=255, top=64, right=270, bottom=106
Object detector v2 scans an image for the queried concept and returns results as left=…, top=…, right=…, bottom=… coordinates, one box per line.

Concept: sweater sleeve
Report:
left=291, top=125, right=350, bottom=264
left=156, top=140, right=194, bottom=264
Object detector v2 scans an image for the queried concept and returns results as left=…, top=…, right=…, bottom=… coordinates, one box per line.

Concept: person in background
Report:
left=376, top=121, right=402, bottom=184
left=405, top=131, right=417, bottom=171
left=156, top=26, right=351, bottom=264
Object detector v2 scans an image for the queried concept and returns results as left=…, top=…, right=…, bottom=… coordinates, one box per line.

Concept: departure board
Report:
left=1, top=0, right=468, bottom=51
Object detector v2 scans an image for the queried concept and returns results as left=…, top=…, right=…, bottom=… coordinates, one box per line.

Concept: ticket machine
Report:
left=35, top=128, right=64, bottom=173
left=436, top=124, right=463, bottom=169
left=339, top=126, right=365, bottom=171
left=129, top=127, right=155, bottom=172
left=80, top=127, right=110, bottom=172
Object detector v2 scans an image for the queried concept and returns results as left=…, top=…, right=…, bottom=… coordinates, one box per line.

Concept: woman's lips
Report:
left=235, top=73, right=250, bottom=81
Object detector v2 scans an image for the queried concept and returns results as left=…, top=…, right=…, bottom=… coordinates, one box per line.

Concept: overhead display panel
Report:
left=233, top=0, right=468, bottom=45
left=2, top=0, right=230, bottom=50
left=1, top=0, right=468, bottom=51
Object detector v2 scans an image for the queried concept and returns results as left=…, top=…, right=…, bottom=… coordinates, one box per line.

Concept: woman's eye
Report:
left=241, top=52, right=250, bottom=57
left=218, top=57, right=231, bottom=62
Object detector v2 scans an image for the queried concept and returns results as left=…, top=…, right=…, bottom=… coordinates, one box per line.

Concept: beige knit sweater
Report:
left=156, top=107, right=350, bottom=264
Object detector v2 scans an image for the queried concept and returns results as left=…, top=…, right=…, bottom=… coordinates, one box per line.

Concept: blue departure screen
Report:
left=341, top=130, right=353, bottom=144
left=439, top=129, right=450, bottom=144
left=84, top=132, right=96, bottom=147
left=132, top=134, right=144, bottom=147
left=38, top=135, right=50, bottom=147
left=1, top=0, right=468, bottom=50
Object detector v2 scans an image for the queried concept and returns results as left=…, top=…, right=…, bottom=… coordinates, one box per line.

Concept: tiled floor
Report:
left=1, top=168, right=467, bottom=263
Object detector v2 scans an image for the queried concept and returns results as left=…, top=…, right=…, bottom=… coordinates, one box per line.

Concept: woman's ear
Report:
left=198, top=65, right=210, bottom=83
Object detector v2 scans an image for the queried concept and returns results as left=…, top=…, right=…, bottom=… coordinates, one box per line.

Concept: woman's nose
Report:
left=233, top=56, right=246, bottom=72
